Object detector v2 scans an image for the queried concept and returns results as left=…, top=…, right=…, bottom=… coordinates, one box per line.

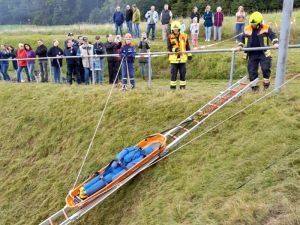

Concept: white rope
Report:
left=150, top=73, right=300, bottom=166
left=72, top=56, right=125, bottom=189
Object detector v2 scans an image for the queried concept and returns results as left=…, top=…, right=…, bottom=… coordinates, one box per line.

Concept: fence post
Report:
left=148, top=51, right=152, bottom=88
left=92, top=56, right=95, bottom=85
left=229, top=50, right=236, bottom=87
left=275, top=0, right=294, bottom=92
left=48, top=58, right=53, bottom=83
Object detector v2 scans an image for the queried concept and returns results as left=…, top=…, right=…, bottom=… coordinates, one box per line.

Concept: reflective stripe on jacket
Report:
left=238, top=24, right=279, bottom=57
left=167, top=32, right=191, bottom=63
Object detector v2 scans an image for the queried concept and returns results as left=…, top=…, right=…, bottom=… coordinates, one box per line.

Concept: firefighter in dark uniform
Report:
left=237, top=11, right=279, bottom=91
left=167, top=21, right=192, bottom=90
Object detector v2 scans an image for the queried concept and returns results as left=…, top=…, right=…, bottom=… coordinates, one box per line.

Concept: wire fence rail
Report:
left=1, top=44, right=300, bottom=87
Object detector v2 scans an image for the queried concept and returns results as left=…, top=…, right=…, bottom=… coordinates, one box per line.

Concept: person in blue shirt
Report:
left=113, top=6, right=125, bottom=37
left=120, top=33, right=136, bottom=90
left=0, top=45, right=11, bottom=81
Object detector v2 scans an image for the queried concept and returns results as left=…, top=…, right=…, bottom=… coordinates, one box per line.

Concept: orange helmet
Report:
left=124, top=33, right=132, bottom=40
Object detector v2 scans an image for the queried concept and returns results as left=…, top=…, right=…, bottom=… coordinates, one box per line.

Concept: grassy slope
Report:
left=0, top=11, right=300, bottom=225
left=0, top=77, right=299, bottom=225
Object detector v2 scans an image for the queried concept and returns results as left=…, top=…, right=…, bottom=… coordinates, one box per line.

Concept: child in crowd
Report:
left=138, top=32, right=150, bottom=80
left=120, top=33, right=136, bottom=90
left=179, top=17, right=186, bottom=33
left=190, top=17, right=200, bottom=49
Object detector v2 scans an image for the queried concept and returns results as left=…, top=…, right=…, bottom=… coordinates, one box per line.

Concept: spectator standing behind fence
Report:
left=160, top=4, right=173, bottom=41
left=145, top=5, right=159, bottom=41
left=125, top=5, right=133, bottom=35
left=64, top=33, right=78, bottom=49
left=0, top=45, right=11, bottom=81
left=120, top=33, right=136, bottom=90
left=105, top=34, right=118, bottom=84
left=77, top=36, right=85, bottom=84
left=203, top=5, right=213, bottom=42
left=93, top=35, right=105, bottom=85
left=64, top=39, right=79, bottom=85
left=16, top=43, right=31, bottom=83
left=113, top=6, right=125, bottom=37
left=114, top=35, right=123, bottom=82
left=213, top=7, right=224, bottom=41
left=35, top=40, right=48, bottom=82
left=190, top=17, right=199, bottom=49
left=235, top=6, right=246, bottom=42
left=191, top=6, right=201, bottom=23
left=24, top=44, right=36, bottom=82
left=132, top=4, right=141, bottom=38
left=80, top=37, right=94, bottom=85
left=8, top=45, right=18, bottom=79
left=138, top=32, right=150, bottom=80
left=48, top=40, right=63, bottom=83
left=180, top=17, right=186, bottom=33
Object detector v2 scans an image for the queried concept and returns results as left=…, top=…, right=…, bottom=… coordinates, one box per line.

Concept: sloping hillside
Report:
left=0, top=78, right=299, bottom=225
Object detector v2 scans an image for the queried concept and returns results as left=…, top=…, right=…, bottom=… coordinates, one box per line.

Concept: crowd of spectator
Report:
left=0, top=4, right=246, bottom=87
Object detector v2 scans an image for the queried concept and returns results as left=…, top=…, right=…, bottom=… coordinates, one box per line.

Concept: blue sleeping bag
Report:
left=82, top=143, right=160, bottom=196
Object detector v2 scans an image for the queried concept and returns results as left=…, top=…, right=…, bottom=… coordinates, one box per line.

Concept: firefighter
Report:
left=237, top=11, right=279, bottom=92
left=167, top=21, right=192, bottom=90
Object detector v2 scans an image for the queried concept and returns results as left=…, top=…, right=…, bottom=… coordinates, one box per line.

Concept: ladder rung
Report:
left=178, top=126, right=189, bottom=132
left=209, top=103, right=218, bottom=108
left=62, top=210, right=69, bottom=219
left=231, top=89, right=238, bottom=93
left=193, top=119, right=200, bottom=124
left=49, top=218, right=54, bottom=225
left=198, top=111, right=208, bottom=117
left=221, top=96, right=230, bottom=100
left=168, top=134, right=177, bottom=140
left=240, top=82, right=248, bottom=86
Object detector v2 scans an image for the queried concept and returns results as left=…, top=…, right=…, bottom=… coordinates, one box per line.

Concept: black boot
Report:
left=251, top=85, right=259, bottom=92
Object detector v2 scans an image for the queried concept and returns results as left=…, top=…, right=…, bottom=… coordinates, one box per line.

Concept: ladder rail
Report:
left=163, top=76, right=248, bottom=137
left=164, top=78, right=257, bottom=150
left=39, top=76, right=255, bottom=225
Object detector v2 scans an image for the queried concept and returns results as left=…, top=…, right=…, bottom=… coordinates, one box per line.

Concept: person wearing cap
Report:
left=120, top=33, right=136, bottom=90
left=93, top=35, right=105, bottom=84
left=132, top=4, right=141, bottom=38
left=237, top=11, right=279, bottom=92
left=113, top=6, right=125, bottom=37
left=79, top=37, right=94, bottom=85
left=125, top=5, right=133, bottom=35
left=64, top=33, right=78, bottom=49
left=64, top=39, right=80, bottom=85
left=167, top=21, right=192, bottom=90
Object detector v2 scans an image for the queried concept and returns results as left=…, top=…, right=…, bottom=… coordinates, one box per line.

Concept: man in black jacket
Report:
left=36, top=40, right=48, bottom=82
left=64, top=39, right=79, bottom=85
left=125, top=5, right=133, bottom=35
left=105, top=34, right=120, bottom=84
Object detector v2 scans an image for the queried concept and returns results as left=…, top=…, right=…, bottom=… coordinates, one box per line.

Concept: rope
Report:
left=72, top=56, right=125, bottom=189
left=199, top=33, right=242, bottom=49
left=150, top=73, right=300, bottom=167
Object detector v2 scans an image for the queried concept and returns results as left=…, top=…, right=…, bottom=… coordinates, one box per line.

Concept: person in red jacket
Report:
left=16, top=43, right=30, bottom=82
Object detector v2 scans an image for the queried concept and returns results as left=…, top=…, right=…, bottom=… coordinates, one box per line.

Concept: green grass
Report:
left=0, top=77, right=299, bottom=225
left=0, top=11, right=300, bottom=225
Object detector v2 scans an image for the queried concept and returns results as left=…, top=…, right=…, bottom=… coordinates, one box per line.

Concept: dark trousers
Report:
left=39, top=61, right=48, bottom=82
left=248, top=54, right=271, bottom=83
left=146, top=24, right=156, bottom=40
left=108, top=61, right=117, bottom=84
left=67, top=64, right=79, bottom=84
left=78, top=61, right=84, bottom=84
left=170, top=63, right=186, bottom=89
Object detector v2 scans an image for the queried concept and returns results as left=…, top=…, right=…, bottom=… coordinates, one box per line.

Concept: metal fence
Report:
left=1, top=44, right=300, bottom=87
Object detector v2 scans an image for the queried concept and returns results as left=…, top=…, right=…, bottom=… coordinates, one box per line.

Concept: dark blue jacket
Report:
left=64, top=46, right=78, bottom=65
left=120, top=43, right=136, bottom=63
left=48, top=46, right=63, bottom=67
left=94, top=42, right=105, bottom=59
left=204, top=11, right=213, bottom=27
left=0, top=51, right=11, bottom=65
left=113, top=11, right=125, bottom=25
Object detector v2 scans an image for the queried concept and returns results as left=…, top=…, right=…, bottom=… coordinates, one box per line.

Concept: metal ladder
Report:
left=39, top=76, right=257, bottom=225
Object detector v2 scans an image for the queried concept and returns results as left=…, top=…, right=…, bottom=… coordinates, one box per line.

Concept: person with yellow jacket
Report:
left=132, top=4, right=141, bottom=38
left=167, top=21, right=192, bottom=90
left=237, top=11, right=279, bottom=91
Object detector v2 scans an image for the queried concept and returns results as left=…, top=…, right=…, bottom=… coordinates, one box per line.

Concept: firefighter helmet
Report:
left=249, top=11, right=263, bottom=25
left=171, top=21, right=181, bottom=31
